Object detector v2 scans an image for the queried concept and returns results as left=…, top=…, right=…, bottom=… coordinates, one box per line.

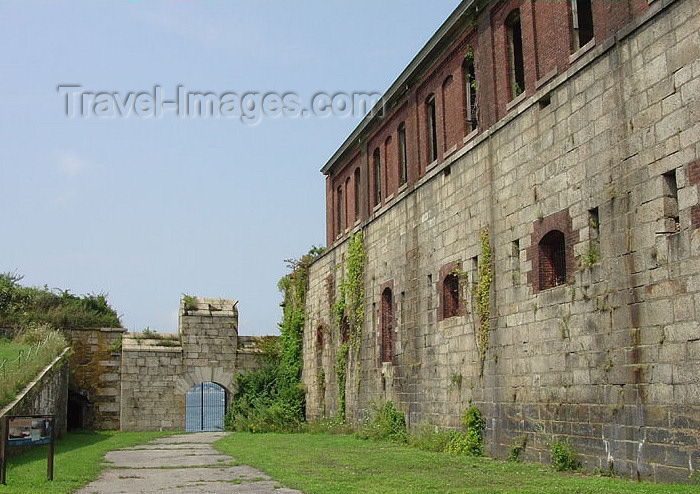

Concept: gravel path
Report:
left=74, top=432, right=304, bottom=494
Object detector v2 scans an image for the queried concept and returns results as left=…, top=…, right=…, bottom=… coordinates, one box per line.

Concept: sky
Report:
left=0, top=0, right=461, bottom=336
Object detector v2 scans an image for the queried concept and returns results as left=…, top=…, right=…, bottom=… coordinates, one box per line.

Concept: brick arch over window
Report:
left=526, top=209, right=579, bottom=294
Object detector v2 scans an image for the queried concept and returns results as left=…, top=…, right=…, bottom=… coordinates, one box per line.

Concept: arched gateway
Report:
left=119, top=297, right=264, bottom=431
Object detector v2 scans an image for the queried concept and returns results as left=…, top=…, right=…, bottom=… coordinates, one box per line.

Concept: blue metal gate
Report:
left=185, top=382, right=226, bottom=432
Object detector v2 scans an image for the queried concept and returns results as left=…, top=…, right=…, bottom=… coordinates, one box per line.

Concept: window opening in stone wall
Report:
left=381, top=287, right=393, bottom=362
left=572, top=0, right=594, bottom=51
left=511, top=239, right=520, bottom=285
left=506, top=10, right=525, bottom=100
left=373, top=147, right=382, bottom=207
left=426, top=94, right=438, bottom=162
left=354, top=167, right=361, bottom=221
left=662, top=170, right=680, bottom=233
left=442, top=272, right=461, bottom=319
left=336, top=186, right=343, bottom=236
left=588, top=207, right=600, bottom=257
left=538, top=230, right=567, bottom=290
left=463, top=58, right=478, bottom=132
left=398, top=122, right=407, bottom=186
left=316, top=324, right=324, bottom=348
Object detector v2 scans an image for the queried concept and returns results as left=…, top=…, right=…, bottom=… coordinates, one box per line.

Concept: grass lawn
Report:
left=214, top=433, right=699, bottom=494
left=0, top=340, right=26, bottom=363
left=0, top=430, right=175, bottom=493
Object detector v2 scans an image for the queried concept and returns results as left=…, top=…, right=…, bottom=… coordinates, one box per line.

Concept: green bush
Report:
left=224, top=362, right=305, bottom=433
left=357, top=401, right=407, bottom=443
left=551, top=437, right=580, bottom=471
left=0, top=272, right=121, bottom=329
left=444, top=428, right=483, bottom=456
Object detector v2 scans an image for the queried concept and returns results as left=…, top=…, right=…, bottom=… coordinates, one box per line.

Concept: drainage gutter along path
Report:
left=74, top=432, right=304, bottom=494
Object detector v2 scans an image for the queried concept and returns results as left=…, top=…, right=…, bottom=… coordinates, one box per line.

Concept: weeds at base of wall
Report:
left=356, top=400, right=407, bottom=443
left=508, top=434, right=527, bottom=462
left=407, top=406, right=485, bottom=458
left=550, top=437, right=580, bottom=472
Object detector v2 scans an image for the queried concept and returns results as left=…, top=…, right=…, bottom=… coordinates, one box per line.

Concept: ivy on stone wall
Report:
left=473, top=228, right=493, bottom=376
left=332, top=231, right=366, bottom=421
left=225, top=246, right=324, bottom=432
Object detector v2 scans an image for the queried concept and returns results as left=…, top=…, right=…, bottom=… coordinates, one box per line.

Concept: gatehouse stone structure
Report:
left=63, top=297, right=266, bottom=432
left=302, top=0, right=700, bottom=483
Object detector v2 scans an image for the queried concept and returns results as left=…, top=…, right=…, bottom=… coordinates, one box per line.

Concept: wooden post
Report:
left=0, top=417, right=7, bottom=485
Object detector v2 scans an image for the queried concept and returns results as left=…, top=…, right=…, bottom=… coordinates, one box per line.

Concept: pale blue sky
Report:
left=0, top=1, right=460, bottom=335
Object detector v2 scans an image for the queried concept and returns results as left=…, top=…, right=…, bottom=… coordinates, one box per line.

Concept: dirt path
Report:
left=74, top=432, right=304, bottom=493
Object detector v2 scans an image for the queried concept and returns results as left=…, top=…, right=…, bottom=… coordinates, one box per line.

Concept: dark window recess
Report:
left=463, top=59, right=478, bottom=132
left=354, top=168, right=361, bottom=220
left=380, top=288, right=393, bottom=362
left=538, top=230, right=567, bottom=289
left=373, top=148, right=382, bottom=206
left=573, top=0, right=594, bottom=50
left=427, top=95, right=438, bottom=162
left=442, top=273, right=460, bottom=319
left=398, top=123, right=407, bottom=186
left=336, top=186, right=343, bottom=235
left=662, top=170, right=680, bottom=232
left=506, top=10, right=525, bottom=99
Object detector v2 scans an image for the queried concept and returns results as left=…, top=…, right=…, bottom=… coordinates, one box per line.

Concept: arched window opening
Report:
left=463, top=57, right=478, bottom=132
left=398, top=122, right=407, bottom=186
left=426, top=95, right=438, bottom=162
left=442, top=272, right=461, bottom=319
left=336, top=186, right=343, bottom=236
left=354, top=168, right=361, bottom=221
left=381, top=288, right=393, bottom=362
left=373, top=148, right=382, bottom=207
left=538, top=230, right=567, bottom=290
left=506, top=10, right=525, bottom=100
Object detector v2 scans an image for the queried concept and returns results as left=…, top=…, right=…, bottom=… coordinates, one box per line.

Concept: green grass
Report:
left=0, top=340, right=26, bottom=362
left=0, top=332, right=68, bottom=409
left=0, top=430, right=175, bottom=493
left=214, top=433, right=699, bottom=494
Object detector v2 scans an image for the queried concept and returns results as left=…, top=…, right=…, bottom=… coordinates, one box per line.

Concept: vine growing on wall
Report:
left=473, top=228, right=493, bottom=376
left=332, top=231, right=366, bottom=420
left=225, top=245, right=324, bottom=432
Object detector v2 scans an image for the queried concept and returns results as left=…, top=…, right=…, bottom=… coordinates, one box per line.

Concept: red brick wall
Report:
left=325, top=1, right=652, bottom=246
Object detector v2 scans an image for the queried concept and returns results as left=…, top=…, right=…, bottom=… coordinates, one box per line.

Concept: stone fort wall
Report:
left=119, top=297, right=264, bottom=431
left=303, top=0, right=700, bottom=483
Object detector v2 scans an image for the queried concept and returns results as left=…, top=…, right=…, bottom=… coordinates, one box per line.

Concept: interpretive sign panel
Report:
left=1, top=415, right=55, bottom=484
